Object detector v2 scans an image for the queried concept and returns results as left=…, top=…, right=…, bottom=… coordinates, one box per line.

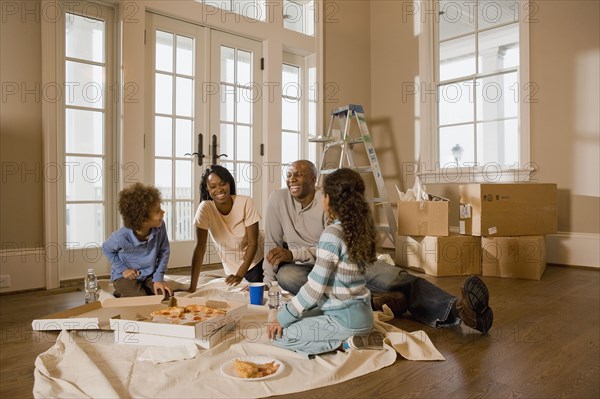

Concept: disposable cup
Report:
left=248, top=283, right=265, bottom=305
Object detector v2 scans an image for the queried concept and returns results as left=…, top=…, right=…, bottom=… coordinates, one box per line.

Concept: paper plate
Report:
left=220, top=356, right=285, bottom=381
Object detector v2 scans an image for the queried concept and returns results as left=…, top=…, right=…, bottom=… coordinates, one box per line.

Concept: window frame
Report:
left=418, top=0, right=532, bottom=184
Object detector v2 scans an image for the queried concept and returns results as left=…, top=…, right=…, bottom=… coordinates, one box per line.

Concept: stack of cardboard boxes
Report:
left=395, top=183, right=558, bottom=280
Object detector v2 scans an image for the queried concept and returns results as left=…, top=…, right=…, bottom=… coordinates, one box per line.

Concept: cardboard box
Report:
left=32, top=295, right=164, bottom=331
left=459, top=183, right=557, bottom=236
left=114, top=321, right=239, bottom=349
left=109, top=297, right=246, bottom=339
left=395, top=234, right=481, bottom=276
left=397, top=199, right=449, bottom=236
left=481, top=236, right=547, bottom=280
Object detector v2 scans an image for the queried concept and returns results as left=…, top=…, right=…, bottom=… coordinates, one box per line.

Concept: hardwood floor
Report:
left=1, top=265, right=598, bottom=398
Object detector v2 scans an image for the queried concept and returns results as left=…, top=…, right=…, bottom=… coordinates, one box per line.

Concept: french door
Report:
left=146, top=13, right=263, bottom=268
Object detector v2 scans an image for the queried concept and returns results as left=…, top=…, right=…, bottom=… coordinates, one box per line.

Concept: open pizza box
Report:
left=31, top=295, right=165, bottom=331
left=109, top=297, right=247, bottom=340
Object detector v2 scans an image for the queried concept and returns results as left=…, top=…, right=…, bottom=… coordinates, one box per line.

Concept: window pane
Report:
left=439, top=34, right=475, bottom=81
left=176, top=35, right=193, bottom=76
left=66, top=13, right=104, bottom=63
left=66, top=109, right=103, bottom=154
left=221, top=46, right=235, bottom=84
left=282, top=98, right=300, bottom=130
left=175, top=201, right=193, bottom=240
left=438, top=81, right=475, bottom=125
left=221, top=123, right=235, bottom=158
left=175, top=119, right=192, bottom=157
left=439, top=0, right=475, bottom=41
left=237, top=125, right=251, bottom=161
left=439, top=125, right=475, bottom=166
left=236, top=163, right=252, bottom=196
left=65, top=61, right=104, bottom=109
left=237, top=50, right=252, bottom=85
left=155, top=116, right=172, bottom=157
left=476, top=72, right=518, bottom=121
left=281, top=132, right=299, bottom=164
left=478, top=0, right=519, bottom=30
left=65, top=156, right=103, bottom=201
left=176, top=77, right=193, bottom=117
left=477, top=119, right=519, bottom=166
left=155, top=159, right=172, bottom=199
left=66, top=203, right=104, bottom=245
left=162, top=201, right=173, bottom=239
left=155, top=73, right=173, bottom=114
left=283, top=64, right=300, bottom=96
left=237, top=87, right=252, bottom=124
left=478, top=24, right=519, bottom=75
left=283, top=0, right=304, bottom=34
left=220, top=84, right=235, bottom=122
left=175, top=160, right=192, bottom=199
left=156, top=30, right=174, bottom=73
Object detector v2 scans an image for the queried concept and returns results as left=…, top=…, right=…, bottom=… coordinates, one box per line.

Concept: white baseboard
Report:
left=546, top=232, right=600, bottom=268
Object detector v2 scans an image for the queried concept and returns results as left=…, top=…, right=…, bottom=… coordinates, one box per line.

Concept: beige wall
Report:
left=366, top=0, right=600, bottom=234
left=0, top=0, right=44, bottom=248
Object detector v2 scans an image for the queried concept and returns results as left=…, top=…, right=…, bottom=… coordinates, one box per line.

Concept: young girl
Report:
left=102, top=183, right=172, bottom=297
left=267, top=168, right=384, bottom=357
left=188, top=165, right=264, bottom=292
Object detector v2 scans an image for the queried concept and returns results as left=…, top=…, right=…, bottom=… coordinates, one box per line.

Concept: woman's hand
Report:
left=153, top=281, right=173, bottom=297
left=225, top=274, right=243, bottom=286
left=123, top=268, right=139, bottom=280
left=268, top=320, right=284, bottom=340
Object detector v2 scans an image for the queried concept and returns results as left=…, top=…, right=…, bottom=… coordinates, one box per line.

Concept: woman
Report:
left=187, top=165, right=264, bottom=292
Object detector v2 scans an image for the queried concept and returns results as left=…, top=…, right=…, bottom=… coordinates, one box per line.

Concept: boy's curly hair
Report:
left=323, top=168, right=377, bottom=264
left=118, top=183, right=162, bottom=230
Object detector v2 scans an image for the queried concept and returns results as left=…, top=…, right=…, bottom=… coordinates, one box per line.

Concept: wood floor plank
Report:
left=0, top=265, right=598, bottom=398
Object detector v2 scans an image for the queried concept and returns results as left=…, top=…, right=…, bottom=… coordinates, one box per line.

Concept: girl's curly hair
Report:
left=323, top=168, right=377, bottom=264
left=200, top=165, right=236, bottom=201
left=118, top=183, right=162, bottom=230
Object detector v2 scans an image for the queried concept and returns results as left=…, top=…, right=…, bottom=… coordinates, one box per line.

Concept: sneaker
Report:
left=456, top=276, right=493, bottom=335
left=346, top=331, right=386, bottom=350
left=372, top=291, right=408, bottom=316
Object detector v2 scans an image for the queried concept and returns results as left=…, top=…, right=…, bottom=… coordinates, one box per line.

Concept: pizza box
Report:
left=113, top=320, right=239, bottom=349
left=109, top=297, right=246, bottom=339
left=32, top=295, right=165, bottom=331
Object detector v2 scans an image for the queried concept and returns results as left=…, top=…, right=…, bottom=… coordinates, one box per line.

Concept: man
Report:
left=263, top=160, right=493, bottom=334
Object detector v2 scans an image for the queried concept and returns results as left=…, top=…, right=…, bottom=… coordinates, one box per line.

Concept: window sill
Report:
left=418, top=166, right=534, bottom=185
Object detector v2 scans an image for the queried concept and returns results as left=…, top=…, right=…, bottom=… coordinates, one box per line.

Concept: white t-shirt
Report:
left=194, top=195, right=265, bottom=276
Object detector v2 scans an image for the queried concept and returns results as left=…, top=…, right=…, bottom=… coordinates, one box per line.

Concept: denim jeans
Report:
left=276, top=260, right=459, bottom=328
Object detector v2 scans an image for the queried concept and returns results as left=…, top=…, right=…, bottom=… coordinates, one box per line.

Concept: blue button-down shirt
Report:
left=102, top=221, right=170, bottom=282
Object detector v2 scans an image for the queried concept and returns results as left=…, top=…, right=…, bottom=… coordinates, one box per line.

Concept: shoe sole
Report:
left=477, top=307, right=494, bottom=335
left=462, top=276, right=490, bottom=314
left=350, top=331, right=385, bottom=350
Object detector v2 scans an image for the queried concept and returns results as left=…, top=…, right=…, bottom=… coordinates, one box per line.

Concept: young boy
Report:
left=102, top=183, right=173, bottom=297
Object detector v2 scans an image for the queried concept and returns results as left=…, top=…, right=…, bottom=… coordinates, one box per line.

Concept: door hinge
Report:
left=144, top=29, right=146, bottom=45
left=260, top=143, right=264, bottom=156
left=143, top=134, right=146, bottom=149
left=260, top=57, right=264, bottom=71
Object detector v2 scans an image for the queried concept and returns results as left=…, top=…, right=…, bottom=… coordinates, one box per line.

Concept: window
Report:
left=420, top=0, right=530, bottom=182
left=153, top=29, right=196, bottom=241
left=283, top=0, right=315, bottom=35
left=281, top=53, right=317, bottom=186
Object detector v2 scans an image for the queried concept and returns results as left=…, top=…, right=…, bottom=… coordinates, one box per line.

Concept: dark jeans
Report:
left=113, top=276, right=155, bottom=297
left=276, top=260, right=459, bottom=328
left=244, top=259, right=264, bottom=283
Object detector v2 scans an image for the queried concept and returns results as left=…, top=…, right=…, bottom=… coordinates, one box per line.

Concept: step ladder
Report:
left=310, top=104, right=397, bottom=245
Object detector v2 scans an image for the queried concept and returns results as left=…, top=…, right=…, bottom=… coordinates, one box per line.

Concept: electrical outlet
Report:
left=0, top=275, right=10, bottom=288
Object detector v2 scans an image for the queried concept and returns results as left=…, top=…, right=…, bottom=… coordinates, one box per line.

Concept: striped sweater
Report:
left=278, top=220, right=371, bottom=327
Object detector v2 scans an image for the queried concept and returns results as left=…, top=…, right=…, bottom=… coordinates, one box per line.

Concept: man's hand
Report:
left=266, top=247, right=293, bottom=267
left=225, top=274, right=243, bottom=286
left=123, top=268, right=139, bottom=280
left=268, top=320, right=284, bottom=340
left=153, top=281, right=173, bottom=297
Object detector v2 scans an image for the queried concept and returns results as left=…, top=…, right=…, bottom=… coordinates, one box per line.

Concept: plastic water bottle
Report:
left=267, top=282, right=281, bottom=322
left=84, top=268, right=99, bottom=304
